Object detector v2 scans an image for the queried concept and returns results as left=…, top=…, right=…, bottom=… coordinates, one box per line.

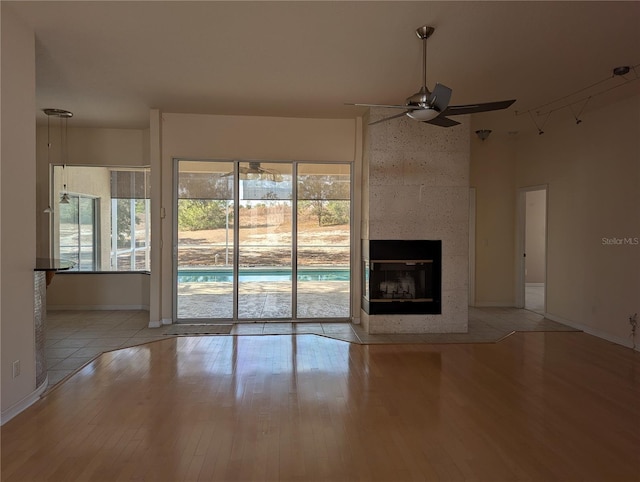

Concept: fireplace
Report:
left=362, top=240, right=442, bottom=315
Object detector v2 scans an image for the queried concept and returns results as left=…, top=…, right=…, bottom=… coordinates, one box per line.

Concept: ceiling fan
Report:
left=224, top=161, right=283, bottom=182
left=348, top=25, right=516, bottom=127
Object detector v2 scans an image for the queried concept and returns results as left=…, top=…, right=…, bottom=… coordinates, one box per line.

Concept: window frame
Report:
left=57, top=193, right=100, bottom=271
left=51, top=164, right=151, bottom=273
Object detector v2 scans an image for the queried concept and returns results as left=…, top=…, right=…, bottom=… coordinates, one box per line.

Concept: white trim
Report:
left=161, top=318, right=172, bottom=325
left=148, top=320, right=162, bottom=328
left=474, top=301, right=515, bottom=307
left=545, top=313, right=639, bottom=351
left=47, top=304, right=150, bottom=311
left=1, top=376, right=49, bottom=425
left=525, top=282, right=545, bottom=287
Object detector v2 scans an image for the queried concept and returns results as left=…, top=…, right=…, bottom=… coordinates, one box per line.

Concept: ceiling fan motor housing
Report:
left=406, top=86, right=432, bottom=108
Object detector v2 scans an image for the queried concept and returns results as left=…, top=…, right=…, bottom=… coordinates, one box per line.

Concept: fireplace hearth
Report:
left=362, top=240, right=442, bottom=315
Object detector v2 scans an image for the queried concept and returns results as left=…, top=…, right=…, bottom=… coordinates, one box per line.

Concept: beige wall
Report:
left=470, top=133, right=517, bottom=306
left=1, top=4, right=38, bottom=416
left=35, top=113, right=358, bottom=320
left=35, top=126, right=149, bottom=308
left=471, top=94, right=639, bottom=346
left=525, top=189, right=546, bottom=284
left=47, top=273, right=150, bottom=310
left=36, top=126, right=148, bottom=258
left=67, top=127, right=147, bottom=166
left=515, top=94, right=640, bottom=345
left=158, top=113, right=357, bottom=321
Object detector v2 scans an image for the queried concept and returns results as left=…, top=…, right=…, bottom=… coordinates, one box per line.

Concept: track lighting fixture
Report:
left=517, top=63, right=638, bottom=133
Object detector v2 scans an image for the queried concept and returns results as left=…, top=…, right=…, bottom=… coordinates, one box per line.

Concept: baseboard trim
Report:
left=1, top=376, right=48, bottom=426
left=48, top=305, right=150, bottom=311
left=148, top=318, right=175, bottom=328
left=473, top=302, right=514, bottom=307
left=544, top=313, right=639, bottom=351
left=525, top=282, right=545, bottom=287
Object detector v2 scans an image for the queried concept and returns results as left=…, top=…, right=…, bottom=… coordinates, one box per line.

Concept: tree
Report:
left=324, top=200, right=350, bottom=226
left=178, top=199, right=230, bottom=231
left=116, top=199, right=132, bottom=247
left=298, top=175, right=349, bottom=226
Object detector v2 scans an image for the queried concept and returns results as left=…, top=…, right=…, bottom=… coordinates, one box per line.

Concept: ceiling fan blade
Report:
left=346, top=102, right=419, bottom=110
left=442, top=99, right=516, bottom=117
left=428, top=83, right=452, bottom=112
left=369, top=111, right=410, bottom=126
left=424, top=116, right=460, bottom=127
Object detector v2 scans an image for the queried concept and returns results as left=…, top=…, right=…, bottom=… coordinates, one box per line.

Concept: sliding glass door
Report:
left=297, top=163, right=351, bottom=318
left=237, top=162, right=293, bottom=319
left=176, top=161, right=234, bottom=319
left=175, top=159, right=350, bottom=322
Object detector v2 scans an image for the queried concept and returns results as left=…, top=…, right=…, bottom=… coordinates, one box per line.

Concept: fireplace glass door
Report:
left=362, top=240, right=441, bottom=315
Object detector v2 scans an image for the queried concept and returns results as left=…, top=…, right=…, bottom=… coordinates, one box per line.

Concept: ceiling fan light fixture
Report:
left=475, top=129, right=492, bottom=141
left=407, top=108, right=440, bottom=122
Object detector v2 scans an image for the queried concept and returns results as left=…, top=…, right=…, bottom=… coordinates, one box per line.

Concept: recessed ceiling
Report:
left=7, top=1, right=640, bottom=130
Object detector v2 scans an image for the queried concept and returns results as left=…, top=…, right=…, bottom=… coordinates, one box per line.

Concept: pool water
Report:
left=178, top=269, right=350, bottom=283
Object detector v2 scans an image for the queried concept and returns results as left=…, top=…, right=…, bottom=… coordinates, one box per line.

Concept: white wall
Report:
left=157, top=113, right=357, bottom=322
left=1, top=4, right=38, bottom=418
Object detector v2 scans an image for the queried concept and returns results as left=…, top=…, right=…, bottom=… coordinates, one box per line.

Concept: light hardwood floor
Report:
left=2, top=330, right=639, bottom=481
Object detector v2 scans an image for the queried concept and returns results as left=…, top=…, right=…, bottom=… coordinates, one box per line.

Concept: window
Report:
left=58, top=194, right=99, bottom=271
left=52, top=165, right=150, bottom=272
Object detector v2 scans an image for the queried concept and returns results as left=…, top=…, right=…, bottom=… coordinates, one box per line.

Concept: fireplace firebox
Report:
left=362, top=240, right=442, bottom=315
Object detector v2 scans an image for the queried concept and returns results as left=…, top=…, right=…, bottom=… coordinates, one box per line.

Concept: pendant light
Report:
left=43, top=108, right=73, bottom=204
left=60, top=165, right=70, bottom=204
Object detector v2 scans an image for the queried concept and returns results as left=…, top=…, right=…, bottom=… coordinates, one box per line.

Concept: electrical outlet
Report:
left=12, top=360, right=20, bottom=378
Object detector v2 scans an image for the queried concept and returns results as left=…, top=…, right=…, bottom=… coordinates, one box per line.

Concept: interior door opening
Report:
left=519, top=187, right=547, bottom=314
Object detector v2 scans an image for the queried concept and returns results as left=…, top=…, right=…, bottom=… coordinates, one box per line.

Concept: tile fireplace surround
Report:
left=360, top=108, right=470, bottom=334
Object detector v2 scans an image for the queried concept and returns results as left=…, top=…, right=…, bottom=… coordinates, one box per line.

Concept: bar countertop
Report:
left=34, top=258, right=74, bottom=272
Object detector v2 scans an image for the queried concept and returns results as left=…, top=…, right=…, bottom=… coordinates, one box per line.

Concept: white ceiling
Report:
left=7, top=1, right=640, bottom=131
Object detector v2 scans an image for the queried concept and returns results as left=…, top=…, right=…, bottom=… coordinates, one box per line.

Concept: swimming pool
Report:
left=177, top=268, right=350, bottom=283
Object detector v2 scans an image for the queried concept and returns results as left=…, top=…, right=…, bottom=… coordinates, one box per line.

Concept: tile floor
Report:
left=45, top=306, right=576, bottom=390
left=525, top=283, right=545, bottom=314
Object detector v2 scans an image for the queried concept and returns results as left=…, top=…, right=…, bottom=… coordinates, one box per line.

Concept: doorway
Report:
left=517, top=186, right=547, bottom=314
left=174, top=159, right=352, bottom=322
